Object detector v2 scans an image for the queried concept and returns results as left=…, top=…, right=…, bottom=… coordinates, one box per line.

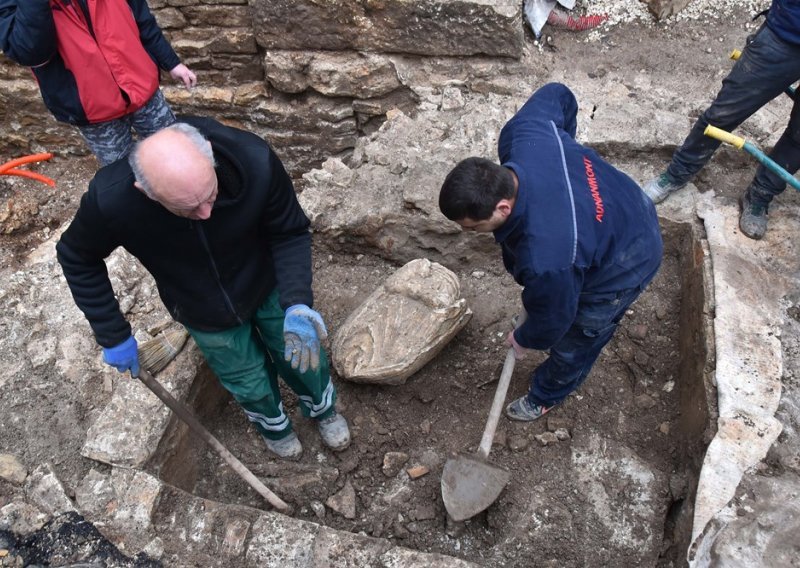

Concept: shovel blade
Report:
left=441, top=454, right=511, bottom=521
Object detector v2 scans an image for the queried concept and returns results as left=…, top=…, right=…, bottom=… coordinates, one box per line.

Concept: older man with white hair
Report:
left=56, top=118, right=350, bottom=460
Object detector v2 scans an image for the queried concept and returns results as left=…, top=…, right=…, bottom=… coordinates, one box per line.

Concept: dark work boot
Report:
left=739, top=190, right=769, bottom=240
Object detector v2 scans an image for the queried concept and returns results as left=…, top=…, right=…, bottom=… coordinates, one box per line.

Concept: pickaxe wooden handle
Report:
left=135, top=368, right=290, bottom=512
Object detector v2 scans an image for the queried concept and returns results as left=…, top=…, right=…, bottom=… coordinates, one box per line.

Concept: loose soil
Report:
left=1, top=4, right=782, bottom=567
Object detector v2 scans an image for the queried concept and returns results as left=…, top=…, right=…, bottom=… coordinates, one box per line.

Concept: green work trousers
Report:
left=187, top=289, right=336, bottom=440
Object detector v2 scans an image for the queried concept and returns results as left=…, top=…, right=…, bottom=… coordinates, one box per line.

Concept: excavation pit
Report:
left=151, top=218, right=715, bottom=567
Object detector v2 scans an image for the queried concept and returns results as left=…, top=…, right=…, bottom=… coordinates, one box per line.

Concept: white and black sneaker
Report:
left=642, top=172, right=688, bottom=204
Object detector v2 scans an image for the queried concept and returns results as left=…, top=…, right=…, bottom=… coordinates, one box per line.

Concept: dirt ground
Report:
left=1, top=3, right=788, bottom=566
left=177, top=236, right=684, bottom=567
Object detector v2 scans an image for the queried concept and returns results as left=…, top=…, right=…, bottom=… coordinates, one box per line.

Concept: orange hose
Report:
left=0, top=168, right=56, bottom=187
left=0, top=152, right=53, bottom=174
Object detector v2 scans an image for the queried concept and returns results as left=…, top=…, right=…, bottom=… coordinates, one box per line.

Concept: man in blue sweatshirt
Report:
left=439, top=82, right=663, bottom=421
left=643, top=0, right=800, bottom=240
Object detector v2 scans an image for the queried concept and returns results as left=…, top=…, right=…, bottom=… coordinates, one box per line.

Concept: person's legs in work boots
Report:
left=644, top=24, right=800, bottom=203
left=253, top=290, right=351, bottom=451
left=740, top=92, right=800, bottom=239
left=187, top=322, right=303, bottom=460
left=506, top=286, right=644, bottom=422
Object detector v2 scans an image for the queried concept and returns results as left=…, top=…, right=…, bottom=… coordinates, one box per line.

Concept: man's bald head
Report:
left=129, top=123, right=219, bottom=220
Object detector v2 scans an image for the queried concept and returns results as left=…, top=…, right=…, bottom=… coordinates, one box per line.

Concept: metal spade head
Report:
left=441, top=453, right=512, bottom=521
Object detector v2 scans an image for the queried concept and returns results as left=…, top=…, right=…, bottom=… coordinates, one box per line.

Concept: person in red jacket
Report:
left=0, top=0, right=196, bottom=166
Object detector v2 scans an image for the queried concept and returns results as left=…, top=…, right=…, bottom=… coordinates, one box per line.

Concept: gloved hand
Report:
left=102, top=336, right=140, bottom=376
left=283, top=304, right=328, bottom=374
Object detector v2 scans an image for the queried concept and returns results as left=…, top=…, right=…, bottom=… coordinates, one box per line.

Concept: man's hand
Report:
left=102, top=336, right=140, bottom=375
left=283, top=305, right=328, bottom=374
left=506, top=329, right=528, bottom=360
left=169, top=63, right=197, bottom=89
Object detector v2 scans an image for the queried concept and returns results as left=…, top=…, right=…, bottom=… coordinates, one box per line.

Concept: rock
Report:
left=406, top=521, right=423, bottom=534
left=25, top=464, right=76, bottom=516
left=635, top=394, right=657, bottom=410
left=535, top=432, right=559, bottom=446
left=299, top=98, right=516, bottom=266
left=420, top=419, right=432, bottom=434
left=391, top=521, right=411, bottom=539
left=0, top=502, right=48, bottom=534
left=332, top=259, right=472, bottom=385
left=411, top=504, right=437, bottom=521
left=326, top=480, right=357, bottom=519
left=441, top=87, right=465, bottom=111
left=382, top=452, right=410, bottom=478
left=310, top=500, right=326, bottom=520
left=337, top=455, right=360, bottom=476
left=266, top=468, right=339, bottom=498
left=641, top=0, right=692, bottom=20
left=249, top=0, right=522, bottom=58
left=81, top=344, right=202, bottom=468
left=418, top=450, right=444, bottom=470
left=74, top=469, right=116, bottom=519
left=495, top=429, right=508, bottom=448
left=629, top=324, right=648, bottom=340
left=264, top=51, right=401, bottom=99
left=220, top=519, right=249, bottom=558
left=692, top=474, right=800, bottom=567
left=634, top=350, right=650, bottom=366
left=659, top=422, right=670, bottom=435
left=508, top=435, right=530, bottom=452
left=555, top=428, right=571, bottom=441
left=0, top=454, right=27, bottom=485
left=662, top=380, right=675, bottom=393
left=655, top=305, right=669, bottom=320
left=406, top=465, right=430, bottom=480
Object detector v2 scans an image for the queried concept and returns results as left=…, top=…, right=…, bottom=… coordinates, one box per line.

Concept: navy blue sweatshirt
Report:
left=767, top=0, right=800, bottom=46
left=495, top=83, right=663, bottom=350
left=57, top=117, right=313, bottom=347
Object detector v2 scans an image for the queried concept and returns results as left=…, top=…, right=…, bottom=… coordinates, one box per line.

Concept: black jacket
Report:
left=56, top=116, right=313, bottom=347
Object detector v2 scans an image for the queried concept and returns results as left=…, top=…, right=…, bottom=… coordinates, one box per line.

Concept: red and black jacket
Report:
left=0, top=0, right=180, bottom=125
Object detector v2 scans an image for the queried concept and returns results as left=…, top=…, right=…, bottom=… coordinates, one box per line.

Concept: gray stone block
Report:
left=249, top=0, right=523, bottom=58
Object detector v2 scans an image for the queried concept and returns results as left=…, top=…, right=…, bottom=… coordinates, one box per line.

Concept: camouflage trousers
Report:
left=77, top=89, right=176, bottom=167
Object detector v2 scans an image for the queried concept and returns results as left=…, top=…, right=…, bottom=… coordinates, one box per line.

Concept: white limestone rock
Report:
left=332, top=258, right=471, bottom=385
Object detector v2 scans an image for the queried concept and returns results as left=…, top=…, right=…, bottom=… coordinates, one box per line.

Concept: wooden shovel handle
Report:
left=477, top=312, right=526, bottom=459
left=135, top=368, right=290, bottom=512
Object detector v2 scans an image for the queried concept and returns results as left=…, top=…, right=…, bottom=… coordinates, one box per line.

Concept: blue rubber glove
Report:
left=102, top=336, right=140, bottom=376
left=283, top=304, right=328, bottom=374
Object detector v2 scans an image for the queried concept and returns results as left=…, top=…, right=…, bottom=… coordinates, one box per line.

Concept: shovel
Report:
left=134, top=368, right=290, bottom=513
left=441, top=314, right=524, bottom=521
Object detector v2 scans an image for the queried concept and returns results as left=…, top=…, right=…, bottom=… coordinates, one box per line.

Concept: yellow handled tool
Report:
left=705, top=125, right=800, bottom=191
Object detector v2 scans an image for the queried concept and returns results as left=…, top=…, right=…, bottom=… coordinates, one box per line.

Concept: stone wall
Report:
left=0, top=0, right=522, bottom=176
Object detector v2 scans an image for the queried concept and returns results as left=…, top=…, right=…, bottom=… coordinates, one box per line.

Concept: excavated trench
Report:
left=147, top=215, right=715, bottom=567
